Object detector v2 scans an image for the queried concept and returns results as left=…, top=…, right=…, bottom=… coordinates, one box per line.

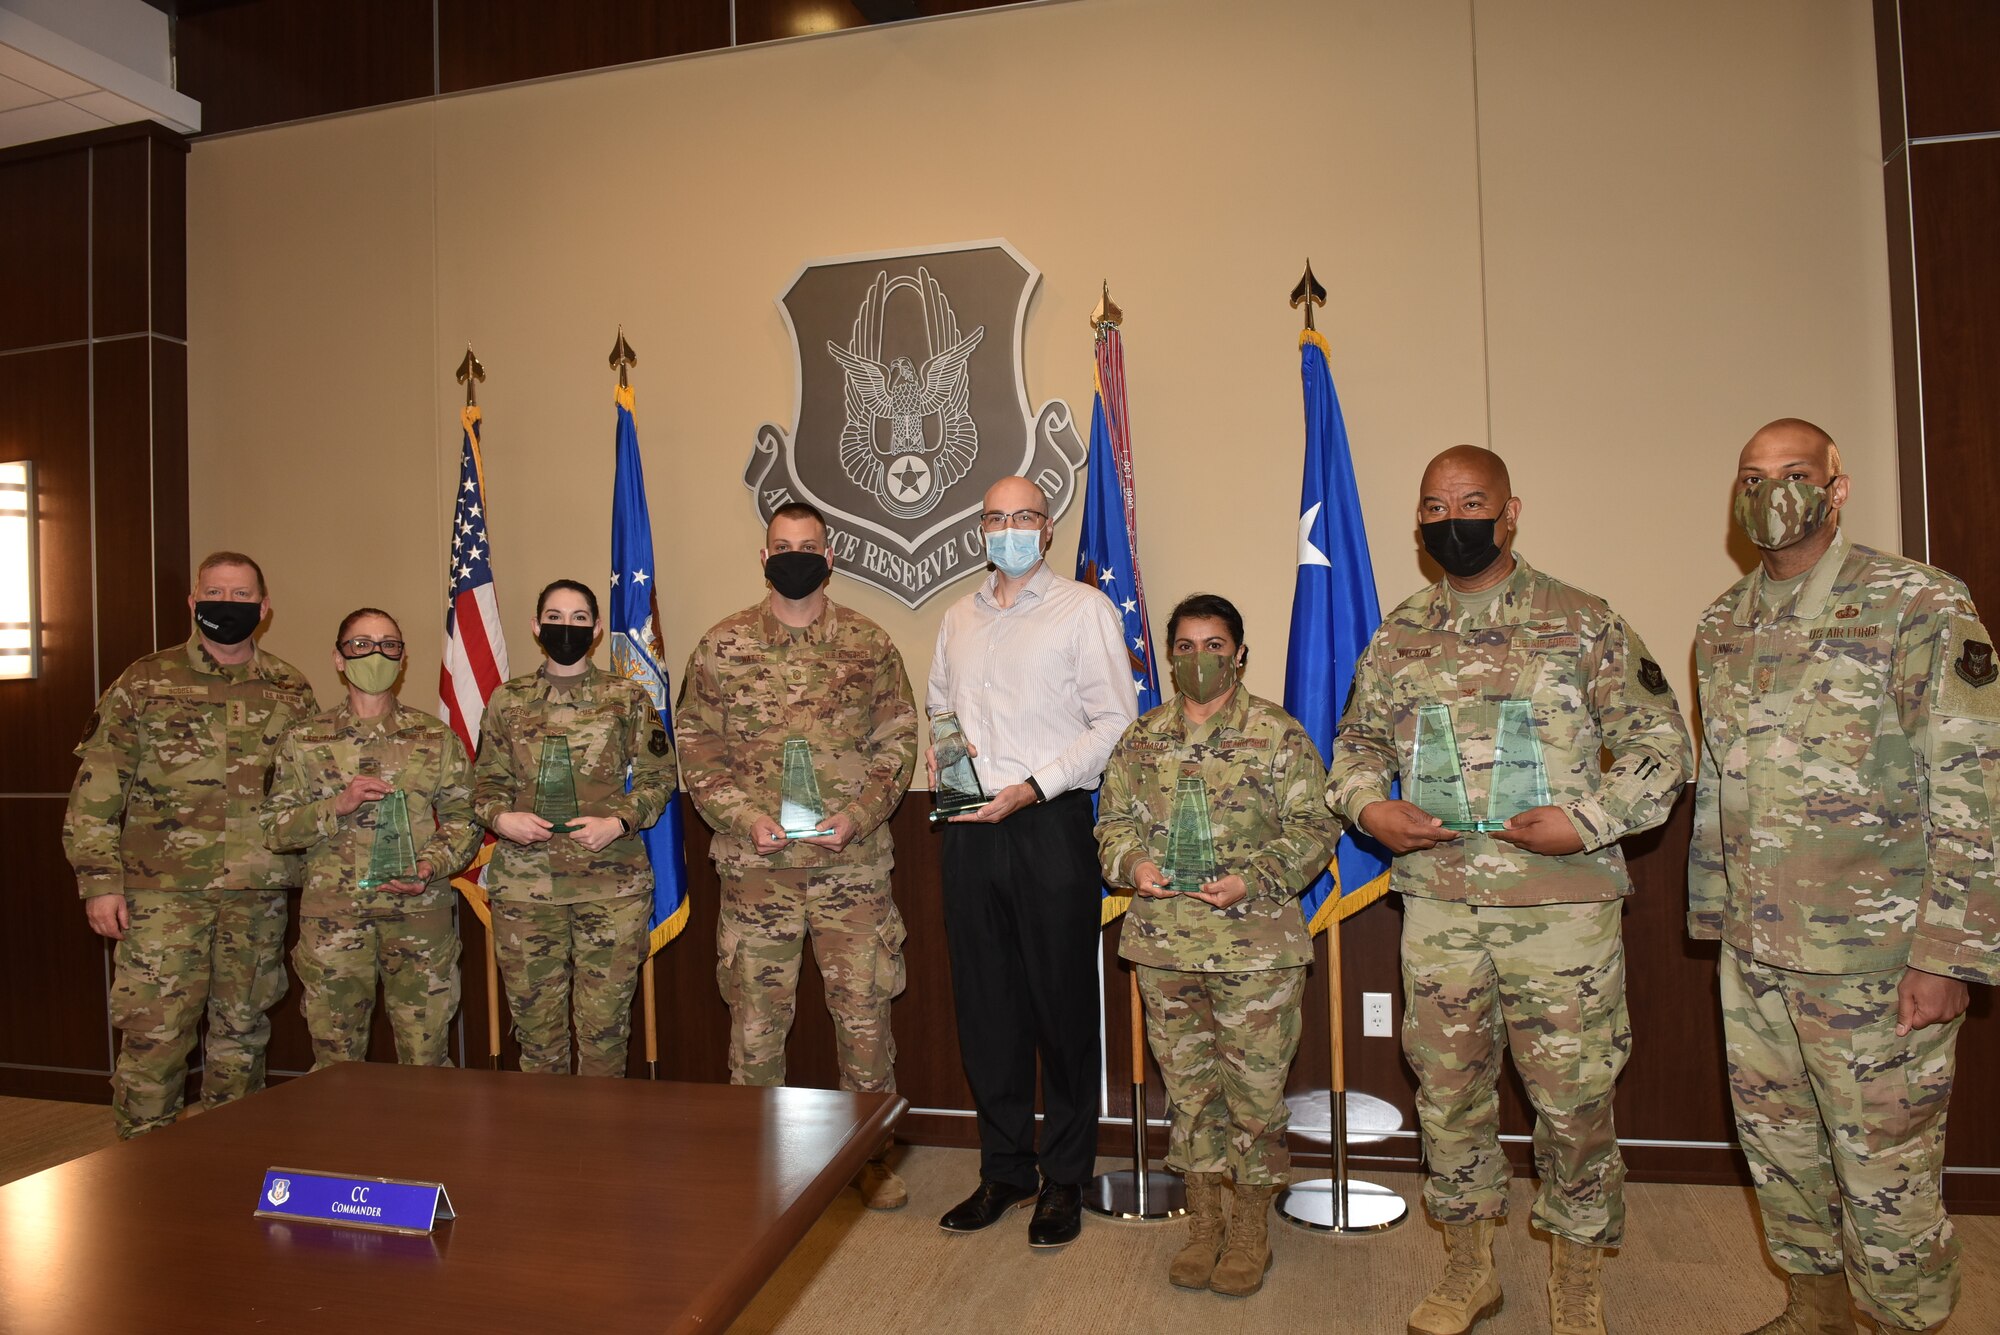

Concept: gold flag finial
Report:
left=1090, top=280, right=1123, bottom=336
left=1289, top=260, right=1327, bottom=332
left=609, top=327, right=637, bottom=388
left=455, top=345, right=485, bottom=406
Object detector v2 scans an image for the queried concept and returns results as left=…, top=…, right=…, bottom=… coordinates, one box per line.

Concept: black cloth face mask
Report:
left=1420, top=518, right=1503, bottom=579
left=538, top=623, right=594, bottom=666
left=764, top=551, right=830, bottom=601
left=194, top=600, right=261, bottom=645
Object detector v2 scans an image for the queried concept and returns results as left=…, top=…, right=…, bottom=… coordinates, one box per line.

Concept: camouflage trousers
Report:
left=1401, top=895, right=1631, bottom=1246
left=109, top=889, right=290, bottom=1139
left=716, top=863, right=905, bottom=1093
left=493, top=895, right=648, bottom=1077
left=1721, top=946, right=1962, bottom=1331
left=1136, top=965, right=1306, bottom=1187
left=295, top=907, right=461, bottom=1070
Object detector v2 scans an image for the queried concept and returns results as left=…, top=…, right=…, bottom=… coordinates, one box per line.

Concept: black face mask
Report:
left=194, top=600, right=261, bottom=645
left=1420, top=518, right=1503, bottom=579
left=764, top=551, right=829, bottom=601
left=538, top=623, right=594, bottom=666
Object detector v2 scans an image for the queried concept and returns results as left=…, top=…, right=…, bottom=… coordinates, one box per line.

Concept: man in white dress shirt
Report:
left=929, top=474, right=1138, bottom=1249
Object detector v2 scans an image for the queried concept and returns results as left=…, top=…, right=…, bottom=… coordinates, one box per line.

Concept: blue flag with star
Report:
left=1285, top=329, right=1391, bottom=931
left=609, top=383, right=691, bottom=953
left=1076, top=351, right=1158, bottom=924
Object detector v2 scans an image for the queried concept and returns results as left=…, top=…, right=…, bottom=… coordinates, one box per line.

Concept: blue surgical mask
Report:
left=984, top=528, right=1042, bottom=578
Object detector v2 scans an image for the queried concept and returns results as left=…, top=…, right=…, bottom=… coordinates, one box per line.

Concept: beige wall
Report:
left=187, top=0, right=1892, bottom=717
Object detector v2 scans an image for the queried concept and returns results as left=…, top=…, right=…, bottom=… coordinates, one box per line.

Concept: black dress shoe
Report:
left=938, top=1179, right=1036, bottom=1232
left=1027, top=1180, right=1082, bottom=1248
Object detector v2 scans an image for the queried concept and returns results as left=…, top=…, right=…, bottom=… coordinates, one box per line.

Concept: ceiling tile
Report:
left=0, top=72, right=51, bottom=112
left=67, top=89, right=151, bottom=124
left=0, top=97, right=105, bottom=149
left=0, top=42, right=95, bottom=99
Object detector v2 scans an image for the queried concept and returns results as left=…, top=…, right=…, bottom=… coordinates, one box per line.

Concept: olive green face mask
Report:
left=1733, top=478, right=1831, bottom=551
left=1171, top=650, right=1239, bottom=705
left=342, top=652, right=402, bottom=694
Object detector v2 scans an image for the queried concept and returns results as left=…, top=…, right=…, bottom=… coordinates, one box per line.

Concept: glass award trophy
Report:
left=1159, top=774, right=1220, bottom=888
left=778, top=737, right=828, bottom=839
left=928, top=711, right=989, bottom=826
left=533, top=734, right=581, bottom=835
left=361, top=790, right=418, bottom=888
left=1408, top=701, right=1549, bottom=832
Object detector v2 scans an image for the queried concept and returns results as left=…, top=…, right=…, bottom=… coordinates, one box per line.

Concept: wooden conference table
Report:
left=0, top=1064, right=906, bottom=1334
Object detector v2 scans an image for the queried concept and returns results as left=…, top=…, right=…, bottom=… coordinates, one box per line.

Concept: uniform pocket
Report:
left=873, top=905, right=907, bottom=1001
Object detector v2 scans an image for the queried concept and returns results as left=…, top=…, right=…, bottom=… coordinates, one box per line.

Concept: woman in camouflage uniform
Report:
left=472, top=579, right=677, bottom=1076
left=1096, top=593, right=1339, bottom=1298
left=264, top=608, right=481, bottom=1068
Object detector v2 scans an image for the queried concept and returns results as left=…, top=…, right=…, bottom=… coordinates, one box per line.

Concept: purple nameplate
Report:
left=256, top=1168, right=455, bottom=1235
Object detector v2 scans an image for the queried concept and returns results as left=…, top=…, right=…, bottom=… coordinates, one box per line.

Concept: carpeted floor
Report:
left=4, top=1097, right=1993, bottom=1333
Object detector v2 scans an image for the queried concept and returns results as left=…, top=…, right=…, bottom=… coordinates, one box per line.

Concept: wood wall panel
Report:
left=0, top=345, right=93, bottom=794
left=175, top=0, right=436, bottom=137
left=1908, top=138, right=2000, bottom=618
left=91, top=337, right=163, bottom=680
left=1895, top=0, right=2000, bottom=139
left=0, top=153, right=88, bottom=352
left=150, top=146, right=188, bottom=342
left=90, top=140, right=152, bottom=341
left=150, top=338, right=191, bottom=647
left=0, top=800, right=111, bottom=1074
left=437, top=0, right=731, bottom=94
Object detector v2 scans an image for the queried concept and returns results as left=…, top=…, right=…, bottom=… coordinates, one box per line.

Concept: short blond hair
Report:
left=195, top=551, right=266, bottom=596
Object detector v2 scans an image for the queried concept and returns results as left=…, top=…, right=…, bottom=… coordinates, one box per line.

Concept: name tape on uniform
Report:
left=256, top=1168, right=455, bottom=1235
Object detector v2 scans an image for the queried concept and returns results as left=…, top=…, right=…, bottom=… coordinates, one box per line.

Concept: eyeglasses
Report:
left=338, top=637, right=405, bottom=660
left=979, top=509, right=1049, bottom=531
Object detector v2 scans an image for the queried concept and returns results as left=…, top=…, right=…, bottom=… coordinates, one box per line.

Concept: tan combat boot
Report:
left=1740, top=1271, right=1852, bottom=1335
left=1168, top=1171, right=1228, bottom=1289
left=1407, top=1219, right=1503, bottom=1335
left=854, top=1155, right=907, bottom=1210
left=1208, top=1181, right=1279, bottom=1297
left=1548, top=1235, right=1608, bottom=1335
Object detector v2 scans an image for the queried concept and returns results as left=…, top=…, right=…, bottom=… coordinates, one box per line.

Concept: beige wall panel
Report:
left=184, top=0, right=1890, bottom=722
left=188, top=102, right=442, bottom=702
left=1470, top=0, right=1892, bottom=688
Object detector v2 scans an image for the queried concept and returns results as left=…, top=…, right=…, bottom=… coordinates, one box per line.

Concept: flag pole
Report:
left=1273, top=266, right=1405, bottom=1232
left=1079, top=284, right=1181, bottom=1223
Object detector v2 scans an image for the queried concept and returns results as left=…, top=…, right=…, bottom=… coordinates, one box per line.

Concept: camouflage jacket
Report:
left=261, top=699, right=482, bottom=922
left=1689, top=528, right=2000, bottom=983
left=470, top=665, right=677, bottom=905
left=1100, top=689, right=1338, bottom=971
left=1328, top=554, right=1691, bottom=906
left=677, top=599, right=917, bottom=875
left=64, top=632, right=317, bottom=895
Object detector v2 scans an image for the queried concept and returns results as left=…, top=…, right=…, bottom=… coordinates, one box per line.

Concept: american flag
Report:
left=440, top=403, right=509, bottom=922
left=1075, top=320, right=1158, bottom=925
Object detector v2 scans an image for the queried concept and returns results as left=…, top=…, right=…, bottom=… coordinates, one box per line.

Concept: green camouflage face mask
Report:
left=342, top=652, right=401, bottom=694
left=1733, top=478, right=1830, bottom=550
left=1172, top=650, right=1239, bottom=705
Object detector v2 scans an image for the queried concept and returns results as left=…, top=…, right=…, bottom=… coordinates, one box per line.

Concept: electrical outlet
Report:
left=1361, top=992, right=1393, bottom=1037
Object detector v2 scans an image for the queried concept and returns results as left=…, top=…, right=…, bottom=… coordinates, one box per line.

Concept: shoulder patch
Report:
left=648, top=727, right=670, bottom=757
left=78, top=710, right=100, bottom=747
left=1938, top=616, right=2000, bottom=721
left=1637, top=659, right=1670, bottom=695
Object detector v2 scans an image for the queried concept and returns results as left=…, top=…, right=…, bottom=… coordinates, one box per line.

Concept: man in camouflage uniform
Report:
left=678, top=501, right=919, bottom=1210
left=1329, top=447, right=1690, bottom=1335
left=472, top=579, right=677, bottom=1077
left=263, top=608, right=481, bottom=1068
left=1691, top=418, right=1997, bottom=1335
left=63, top=551, right=317, bottom=1138
left=1097, top=593, right=1338, bottom=1298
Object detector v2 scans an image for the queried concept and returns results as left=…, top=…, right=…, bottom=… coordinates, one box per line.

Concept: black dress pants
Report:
left=940, top=790, right=1103, bottom=1191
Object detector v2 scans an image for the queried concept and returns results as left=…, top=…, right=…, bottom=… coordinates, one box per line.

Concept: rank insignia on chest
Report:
left=1637, top=659, right=1669, bottom=695
left=649, top=727, right=670, bottom=756
left=228, top=700, right=248, bottom=728
left=1956, top=639, right=1997, bottom=688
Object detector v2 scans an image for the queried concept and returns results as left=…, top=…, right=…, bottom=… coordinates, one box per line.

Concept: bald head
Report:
left=1740, top=417, right=1841, bottom=480
left=1420, top=445, right=1511, bottom=502
left=984, top=475, right=1048, bottom=517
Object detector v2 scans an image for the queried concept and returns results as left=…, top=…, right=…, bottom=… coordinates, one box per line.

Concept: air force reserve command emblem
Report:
left=749, top=240, right=1086, bottom=607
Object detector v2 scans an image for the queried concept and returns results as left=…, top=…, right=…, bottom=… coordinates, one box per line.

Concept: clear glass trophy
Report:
left=533, top=734, right=581, bottom=835
left=361, top=790, right=419, bottom=888
left=778, top=736, right=828, bottom=839
left=1408, top=701, right=1549, bottom=832
left=928, top=711, right=989, bottom=826
left=1159, top=774, right=1220, bottom=888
